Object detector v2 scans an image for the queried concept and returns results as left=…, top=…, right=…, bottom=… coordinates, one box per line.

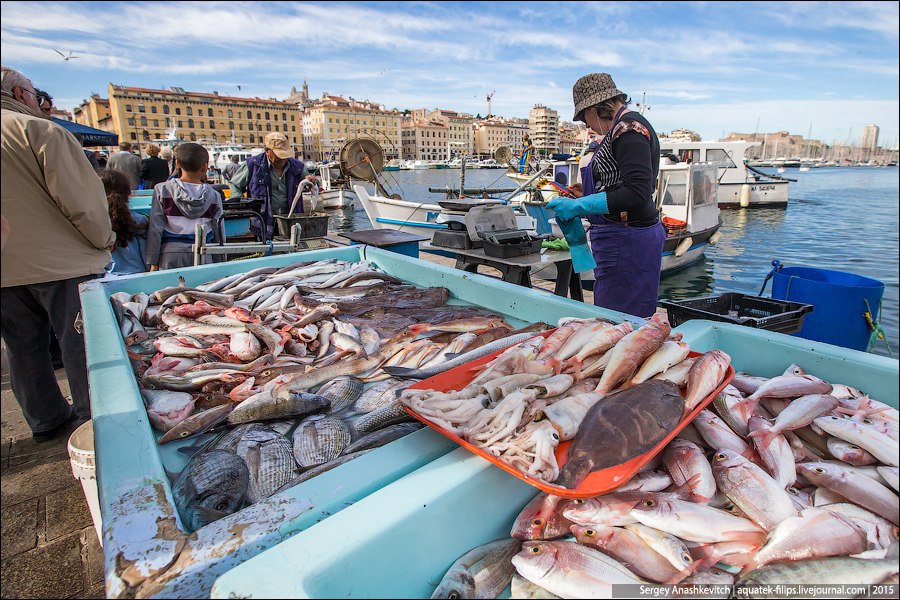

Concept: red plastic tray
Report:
left=404, top=330, right=734, bottom=498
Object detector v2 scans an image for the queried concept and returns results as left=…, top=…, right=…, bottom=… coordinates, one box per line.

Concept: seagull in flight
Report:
left=379, top=68, right=390, bottom=76
left=53, top=49, right=80, bottom=61
left=237, top=84, right=242, bottom=91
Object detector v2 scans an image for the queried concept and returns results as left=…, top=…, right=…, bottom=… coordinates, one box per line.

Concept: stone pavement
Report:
left=1, top=344, right=105, bottom=599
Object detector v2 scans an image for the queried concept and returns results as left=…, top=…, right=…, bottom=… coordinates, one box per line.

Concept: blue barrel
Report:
left=772, top=266, right=884, bottom=352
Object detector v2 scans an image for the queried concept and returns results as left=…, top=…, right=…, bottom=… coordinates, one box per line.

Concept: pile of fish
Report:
left=400, top=313, right=732, bottom=487
left=112, top=258, right=552, bottom=531
left=430, top=361, right=899, bottom=599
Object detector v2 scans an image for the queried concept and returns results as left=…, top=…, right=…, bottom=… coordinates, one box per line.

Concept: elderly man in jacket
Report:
left=108, top=141, right=142, bottom=189
left=228, top=132, right=317, bottom=239
left=1, top=64, right=115, bottom=441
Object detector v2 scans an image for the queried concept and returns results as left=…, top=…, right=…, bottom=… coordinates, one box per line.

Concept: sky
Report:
left=2, top=1, right=898, bottom=146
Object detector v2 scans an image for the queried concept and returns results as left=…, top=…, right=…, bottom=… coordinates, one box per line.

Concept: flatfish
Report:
left=318, top=376, right=365, bottom=415
left=235, top=426, right=299, bottom=503
left=555, top=380, right=684, bottom=489
left=172, top=449, right=249, bottom=532
left=292, top=416, right=351, bottom=467
left=353, top=379, right=410, bottom=413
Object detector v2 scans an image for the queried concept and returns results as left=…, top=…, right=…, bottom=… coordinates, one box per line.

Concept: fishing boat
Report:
left=206, top=143, right=264, bottom=171
left=316, top=164, right=358, bottom=209
left=657, top=139, right=790, bottom=208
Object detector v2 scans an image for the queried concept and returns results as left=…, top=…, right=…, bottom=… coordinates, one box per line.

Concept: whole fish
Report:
left=354, top=378, right=410, bottom=414
left=153, top=336, right=217, bottom=359
left=724, top=507, right=869, bottom=575
left=746, top=374, right=833, bottom=402
left=692, top=410, right=752, bottom=459
left=568, top=322, right=633, bottom=370
left=595, top=313, right=671, bottom=394
left=796, top=462, right=899, bottom=525
left=235, top=426, right=299, bottom=503
left=510, top=574, right=560, bottom=599
left=749, top=394, right=839, bottom=450
left=629, top=497, right=766, bottom=545
left=141, top=389, right=196, bottom=432
left=713, top=385, right=752, bottom=437
left=630, top=340, right=691, bottom=385
left=813, top=415, right=899, bottom=467
left=554, top=319, right=616, bottom=363
left=711, top=448, right=798, bottom=531
left=317, top=376, right=364, bottom=414
left=173, top=301, right=221, bottom=318
left=570, top=524, right=681, bottom=584
left=229, top=331, right=261, bottom=362
left=512, top=493, right=576, bottom=540
left=431, top=538, right=521, bottom=599
left=748, top=416, right=796, bottom=489
left=159, top=403, right=234, bottom=444
left=820, top=503, right=900, bottom=550
left=535, top=324, right=580, bottom=362
left=227, top=390, right=330, bottom=424
left=624, top=523, right=696, bottom=573
left=172, top=449, right=248, bottom=532
left=662, top=438, right=716, bottom=503
left=246, top=322, right=289, bottom=357
left=614, top=469, right=672, bottom=494
left=683, top=350, right=731, bottom=412
left=350, top=401, right=411, bottom=435
left=162, top=311, right=245, bottom=336
left=736, top=551, right=900, bottom=593
left=292, top=416, right=351, bottom=467
left=408, top=317, right=511, bottom=335
left=382, top=332, right=541, bottom=379
left=562, top=493, right=670, bottom=528
left=343, top=422, right=423, bottom=454
left=555, top=380, right=684, bottom=489
left=826, top=437, right=878, bottom=466
left=730, top=372, right=768, bottom=396
left=652, top=357, right=697, bottom=388
left=511, top=541, right=645, bottom=599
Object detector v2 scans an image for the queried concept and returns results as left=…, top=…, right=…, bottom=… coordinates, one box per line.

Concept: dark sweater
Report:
left=141, top=156, right=171, bottom=190
left=604, top=112, right=660, bottom=226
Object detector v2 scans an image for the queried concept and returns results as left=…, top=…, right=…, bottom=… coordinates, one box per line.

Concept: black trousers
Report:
left=0, top=275, right=95, bottom=433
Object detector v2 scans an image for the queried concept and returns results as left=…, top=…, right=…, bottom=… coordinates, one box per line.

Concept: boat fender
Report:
left=708, top=231, right=722, bottom=245
left=740, top=183, right=751, bottom=208
left=674, top=236, right=693, bottom=257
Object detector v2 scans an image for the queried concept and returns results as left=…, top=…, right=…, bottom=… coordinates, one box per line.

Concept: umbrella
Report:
left=51, top=117, right=118, bottom=147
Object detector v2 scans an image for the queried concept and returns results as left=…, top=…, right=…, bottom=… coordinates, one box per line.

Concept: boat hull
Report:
left=319, top=188, right=358, bottom=210
left=717, top=181, right=789, bottom=208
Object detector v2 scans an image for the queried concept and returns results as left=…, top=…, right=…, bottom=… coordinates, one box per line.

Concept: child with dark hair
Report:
left=99, top=168, right=149, bottom=274
left=146, top=143, right=223, bottom=270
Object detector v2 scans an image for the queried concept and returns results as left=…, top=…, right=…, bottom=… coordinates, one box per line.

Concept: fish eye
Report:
left=532, top=518, right=543, bottom=526
left=787, top=487, right=799, bottom=496
left=552, top=433, right=559, bottom=441
left=180, top=431, right=190, bottom=437
left=584, top=529, right=595, bottom=537
left=862, top=419, right=873, bottom=425
left=849, top=445, right=860, bottom=450
left=813, top=467, right=826, bottom=474
left=681, top=552, right=693, bottom=563
left=714, top=452, right=726, bottom=461
left=215, top=500, right=229, bottom=511
left=529, top=546, right=542, bottom=555
left=573, top=499, right=585, bottom=505
left=643, top=500, right=657, bottom=508
left=448, top=593, right=460, bottom=600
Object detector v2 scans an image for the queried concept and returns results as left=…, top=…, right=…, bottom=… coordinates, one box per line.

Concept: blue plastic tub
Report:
left=210, top=319, right=898, bottom=599
left=772, top=266, right=885, bottom=352
left=80, top=246, right=629, bottom=598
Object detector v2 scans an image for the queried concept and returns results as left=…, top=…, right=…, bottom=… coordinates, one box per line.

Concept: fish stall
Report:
left=80, top=245, right=635, bottom=598
left=209, top=319, right=899, bottom=598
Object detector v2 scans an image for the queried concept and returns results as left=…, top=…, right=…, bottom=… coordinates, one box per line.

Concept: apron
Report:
left=581, top=109, right=666, bottom=318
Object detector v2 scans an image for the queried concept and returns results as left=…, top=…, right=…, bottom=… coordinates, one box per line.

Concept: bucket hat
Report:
left=264, top=132, right=294, bottom=159
left=572, top=73, right=625, bottom=122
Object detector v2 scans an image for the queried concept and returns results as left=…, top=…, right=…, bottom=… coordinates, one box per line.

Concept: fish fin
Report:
left=670, top=474, right=705, bottom=502
left=380, top=366, right=420, bottom=379
left=406, top=323, right=430, bottom=334
left=192, top=506, right=230, bottom=524
left=748, top=425, right=775, bottom=452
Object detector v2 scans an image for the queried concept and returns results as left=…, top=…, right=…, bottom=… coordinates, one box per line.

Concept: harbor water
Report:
left=326, top=166, right=899, bottom=358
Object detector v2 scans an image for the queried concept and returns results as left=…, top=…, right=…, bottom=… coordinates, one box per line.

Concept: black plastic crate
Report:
left=659, top=292, right=813, bottom=335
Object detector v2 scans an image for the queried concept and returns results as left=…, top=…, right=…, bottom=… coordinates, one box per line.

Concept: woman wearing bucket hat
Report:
left=547, top=73, right=665, bottom=318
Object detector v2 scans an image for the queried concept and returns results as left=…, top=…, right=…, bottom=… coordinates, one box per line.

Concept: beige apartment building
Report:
left=401, top=119, right=450, bottom=161
left=301, top=95, right=403, bottom=162
left=473, top=118, right=530, bottom=159
left=529, top=104, right=559, bottom=157
left=411, top=108, right=475, bottom=158
left=80, top=85, right=302, bottom=151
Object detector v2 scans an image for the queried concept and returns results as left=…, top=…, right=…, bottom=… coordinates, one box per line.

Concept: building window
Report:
left=143, top=130, right=150, bottom=140
left=257, top=113, right=261, bottom=120
left=188, top=119, right=194, bottom=128
left=175, top=107, right=181, bottom=115
left=190, top=132, right=196, bottom=141
left=228, top=121, right=234, bottom=130
left=128, top=117, right=136, bottom=126
left=130, top=132, right=137, bottom=140
left=239, top=123, right=243, bottom=130
left=283, top=113, right=287, bottom=121
left=125, top=104, right=133, bottom=112
left=138, top=103, right=145, bottom=113
left=292, top=126, right=296, bottom=132
left=154, top=119, right=159, bottom=127
left=283, top=124, right=288, bottom=132
left=140, top=116, right=147, bottom=126
left=247, top=110, right=252, bottom=119
left=163, top=105, right=170, bottom=115
left=266, top=123, right=271, bottom=132
left=209, top=119, right=215, bottom=129
left=249, top=134, right=255, bottom=143
left=208, top=108, right=213, bottom=117
left=186, top=107, right=193, bottom=116
left=198, top=122, right=204, bottom=129
left=227, top=109, right=233, bottom=118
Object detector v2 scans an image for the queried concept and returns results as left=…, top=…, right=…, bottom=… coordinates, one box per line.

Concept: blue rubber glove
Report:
left=556, top=216, right=597, bottom=273
left=546, top=192, right=608, bottom=222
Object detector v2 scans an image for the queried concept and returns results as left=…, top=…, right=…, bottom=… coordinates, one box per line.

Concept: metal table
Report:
left=421, top=242, right=584, bottom=301
left=339, top=229, right=429, bottom=258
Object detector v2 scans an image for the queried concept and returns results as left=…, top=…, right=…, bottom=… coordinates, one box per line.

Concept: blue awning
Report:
left=51, top=117, right=118, bottom=147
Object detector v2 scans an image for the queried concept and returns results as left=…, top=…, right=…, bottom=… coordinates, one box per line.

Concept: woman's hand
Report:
left=567, top=183, right=583, bottom=198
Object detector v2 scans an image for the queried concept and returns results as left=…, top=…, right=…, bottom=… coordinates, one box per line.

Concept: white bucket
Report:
left=68, top=420, right=103, bottom=545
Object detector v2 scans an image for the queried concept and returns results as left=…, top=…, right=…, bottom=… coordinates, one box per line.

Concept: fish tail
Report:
left=407, top=323, right=431, bottom=334
left=748, top=426, right=775, bottom=452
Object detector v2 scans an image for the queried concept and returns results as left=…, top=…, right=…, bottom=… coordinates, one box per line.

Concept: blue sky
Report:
left=2, top=1, right=898, bottom=146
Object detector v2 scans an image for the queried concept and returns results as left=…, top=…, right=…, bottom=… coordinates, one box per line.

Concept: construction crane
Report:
left=486, top=91, right=495, bottom=117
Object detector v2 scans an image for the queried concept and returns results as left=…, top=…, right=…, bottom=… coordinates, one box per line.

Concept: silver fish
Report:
left=350, top=401, right=411, bottom=435
left=353, top=378, right=411, bottom=414
left=662, top=437, right=716, bottom=503
left=227, top=391, right=330, bottom=424
left=292, top=416, right=351, bottom=467
left=749, top=394, right=839, bottom=450
left=172, top=449, right=248, bottom=532
left=317, top=376, right=365, bottom=415
left=748, top=416, right=796, bottom=490
left=431, top=538, right=521, bottom=599
left=796, top=462, right=899, bottom=525
left=571, top=524, right=681, bottom=584
left=236, top=426, right=299, bottom=503
left=711, top=448, right=799, bottom=532
left=813, top=415, right=899, bottom=467
left=826, top=437, right=878, bottom=466
left=736, top=548, right=899, bottom=592
left=878, top=466, right=899, bottom=492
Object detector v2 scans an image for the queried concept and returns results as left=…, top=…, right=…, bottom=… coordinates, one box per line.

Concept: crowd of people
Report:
left=2, top=63, right=660, bottom=443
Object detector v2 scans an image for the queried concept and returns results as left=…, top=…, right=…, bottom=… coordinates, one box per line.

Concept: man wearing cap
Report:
left=228, top=132, right=317, bottom=239
left=547, top=73, right=665, bottom=318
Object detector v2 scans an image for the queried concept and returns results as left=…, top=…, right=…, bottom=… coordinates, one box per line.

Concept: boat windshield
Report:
left=706, top=148, right=738, bottom=169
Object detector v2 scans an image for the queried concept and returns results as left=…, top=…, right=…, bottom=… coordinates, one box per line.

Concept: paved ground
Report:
left=1, top=345, right=105, bottom=599
left=0, top=249, right=591, bottom=600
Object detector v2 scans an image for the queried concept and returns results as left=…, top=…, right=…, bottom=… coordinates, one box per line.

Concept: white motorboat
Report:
left=659, top=139, right=790, bottom=208
left=317, top=165, right=357, bottom=209
left=206, top=143, right=264, bottom=171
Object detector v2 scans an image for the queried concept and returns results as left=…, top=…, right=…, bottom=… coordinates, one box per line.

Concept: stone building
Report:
left=301, top=95, right=403, bottom=162
left=528, top=104, right=559, bottom=157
